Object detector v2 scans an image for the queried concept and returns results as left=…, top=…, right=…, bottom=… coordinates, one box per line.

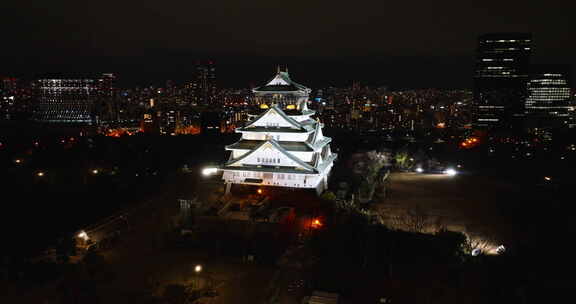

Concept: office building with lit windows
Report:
left=221, top=68, right=336, bottom=195
left=1, top=77, right=19, bottom=120
left=196, top=61, right=217, bottom=105
left=525, top=65, right=573, bottom=128
left=33, top=73, right=115, bottom=125
left=473, top=33, right=532, bottom=128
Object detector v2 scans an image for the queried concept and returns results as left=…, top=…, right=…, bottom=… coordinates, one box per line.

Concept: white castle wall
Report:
left=231, top=149, right=313, bottom=162
left=222, top=170, right=326, bottom=189
left=240, top=132, right=310, bottom=141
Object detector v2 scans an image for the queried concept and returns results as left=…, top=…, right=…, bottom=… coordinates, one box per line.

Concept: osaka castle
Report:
left=221, top=68, right=337, bottom=195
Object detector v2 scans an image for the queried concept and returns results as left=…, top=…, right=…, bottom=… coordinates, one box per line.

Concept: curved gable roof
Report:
left=226, top=140, right=316, bottom=172
left=243, top=105, right=303, bottom=130
left=253, top=71, right=310, bottom=93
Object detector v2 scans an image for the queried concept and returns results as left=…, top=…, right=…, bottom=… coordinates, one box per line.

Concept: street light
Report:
left=37, top=171, right=45, bottom=177
left=77, top=230, right=89, bottom=241
left=92, top=169, right=99, bottom=175
left=192, top=264, right=203, bottom=289
left=202, top=167, right=218, bottom=176
left=443, top=168, right=457, bottom=176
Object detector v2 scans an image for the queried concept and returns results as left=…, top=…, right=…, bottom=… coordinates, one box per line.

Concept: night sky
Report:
left=2, top=1, right=575, bottom=88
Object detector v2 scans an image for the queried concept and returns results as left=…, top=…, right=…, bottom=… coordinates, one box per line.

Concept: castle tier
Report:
left=221, top=69, right=336, bottom=195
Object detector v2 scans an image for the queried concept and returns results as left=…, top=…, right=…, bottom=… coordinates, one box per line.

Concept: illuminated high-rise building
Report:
left=473, top=33, right=532, bottom=128
left=525, top=65, right=573, bottom=128
left=33, top=73, right=115, bottom=125
left=1, top=77, right=19, bottom=120
left=196, top=61, right=216, bottom=105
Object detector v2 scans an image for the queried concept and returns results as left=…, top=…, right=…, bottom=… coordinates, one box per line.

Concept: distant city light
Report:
left=415, top=167, right=424, bottom=173
left=92, top=169, right=99, bottom=174
left=544, top=176, right=551, bottom=181
left=37, top=171, right=45, bottom=177
left=257, top=189, right=263, bottom=194
left=194, top=264, right=202, bottom=273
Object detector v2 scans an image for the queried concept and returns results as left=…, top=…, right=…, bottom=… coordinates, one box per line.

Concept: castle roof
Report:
left=225, top=140, right=316, bottom=173
left=253, top=71, right=311, bottom=93
left=226, top=140, right=314, bottom=152
left=238, top=105, right=314, bottom=133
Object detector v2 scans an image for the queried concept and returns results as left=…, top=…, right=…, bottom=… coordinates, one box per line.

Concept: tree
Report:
left=55, top=236, right=76, bottom=263
left=388, top=206, right=431, bottom=233
left=433, top=229, right=468, bottom=260
left=83, top=250, right=106, bottom=279
left=320, top=191, right=337, bottom=202
left=395, top=151, right=409, bottom=170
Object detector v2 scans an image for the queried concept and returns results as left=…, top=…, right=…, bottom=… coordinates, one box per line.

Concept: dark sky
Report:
left=2, top=1, right=575, bottom=88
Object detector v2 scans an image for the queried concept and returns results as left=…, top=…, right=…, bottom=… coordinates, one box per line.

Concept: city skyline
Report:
left=3, top=55, right=574, bottom=90
left=3, top=1, right=576, bottom=88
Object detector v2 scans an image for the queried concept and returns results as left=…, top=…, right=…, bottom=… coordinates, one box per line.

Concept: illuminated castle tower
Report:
left=221, top=68, right=336, bottom=195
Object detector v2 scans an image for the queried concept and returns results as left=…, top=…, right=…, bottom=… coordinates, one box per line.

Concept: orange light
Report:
left=311, top=218, right=322, bottom=228
left=257, top=189, right=263, bottom=194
